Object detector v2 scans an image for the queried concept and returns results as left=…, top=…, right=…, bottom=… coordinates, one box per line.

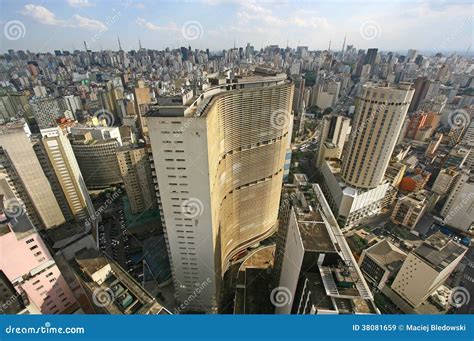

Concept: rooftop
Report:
left=414, top=232, right=468, bottom=271
left=365, top=239, right=407, bottom=272
left=75, top=248, right=170, bottom=314
left=146, top=69, right=289, bottom=119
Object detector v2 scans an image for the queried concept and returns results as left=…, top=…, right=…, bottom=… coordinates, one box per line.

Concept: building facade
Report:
left=147, top=69, right=293, bottom=311
left=341, top=83, right=414, bottom=189
left=116, top=145, right=156, bottom=214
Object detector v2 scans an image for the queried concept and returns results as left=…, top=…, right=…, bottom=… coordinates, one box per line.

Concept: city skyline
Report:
left=1, top=0, right=473, bottom=53
left=0, top=0, right=473, bottom=329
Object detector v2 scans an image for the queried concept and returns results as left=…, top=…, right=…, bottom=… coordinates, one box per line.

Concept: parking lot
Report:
left=98, top=208, right=142, bottom=280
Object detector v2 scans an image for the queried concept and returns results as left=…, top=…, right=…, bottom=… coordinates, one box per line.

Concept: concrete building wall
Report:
left=341, top=83, right=414, bottom=189
left=0, top=128, right=65, bottom=228
left=148, top=76, right=293, bottom=311
left=276, top=210, right=303, bottom=314
left=0, top=223, right=77, bottom=314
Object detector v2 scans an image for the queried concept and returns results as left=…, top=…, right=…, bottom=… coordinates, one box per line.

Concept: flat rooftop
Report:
left=414, top=232, right=467, bottom=271
left=146, top=69, right=289, bottom=119
left=298, top=218, right=336, bottom=253
left=75, top=248, right=170, bottom=314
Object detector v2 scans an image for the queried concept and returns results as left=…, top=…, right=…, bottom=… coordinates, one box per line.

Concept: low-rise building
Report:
left=391, top=190, right=431, bottom=230
left=359, top=239, right=407, bottom=291
left=391, top=232, right=467, bottom=308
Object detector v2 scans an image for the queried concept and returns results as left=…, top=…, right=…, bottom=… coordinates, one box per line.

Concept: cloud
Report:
left=137, top=18, right=178, bottom=31
left=22, top=4, right=66, bottom=26
left=289, top=10, right=330, bottom=30
left=22, top=4, right=107, bottom=31
left=67, top=0, right=94, bottom=8
left=72, top=14, right=107, bottom=31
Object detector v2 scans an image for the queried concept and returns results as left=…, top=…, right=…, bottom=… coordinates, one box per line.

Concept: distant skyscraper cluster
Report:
left=0, top=35, right=472, bottom=317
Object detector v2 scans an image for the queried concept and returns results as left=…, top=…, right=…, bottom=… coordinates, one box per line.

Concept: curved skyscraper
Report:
left=147, top=68, right=294, bottom=312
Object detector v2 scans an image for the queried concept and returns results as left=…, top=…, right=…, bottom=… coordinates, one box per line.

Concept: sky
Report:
left=0, top=0, right=472, bottom=53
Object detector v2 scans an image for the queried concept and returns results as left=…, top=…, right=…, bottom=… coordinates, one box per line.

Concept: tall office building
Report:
left=59, top=95, right=82, bottom=118
left=34, top=127, right=94, bottom=222
left=408, top=76, right=430, bottom=112
left=364, top=48, right=378, bottom=74
left=147, top=68, right=293, bottom=311
left=316, top=114, right=351, bottom=168
left=341, top=83, right=414, bottom=189
left=441, top=170, right=474, bottom=233
left=29, top=97, right=63, bottom=129
left=460, top=120, right=474, bottom=169
left=116, top=145, right=156, bottom=214
left=275, top=183, right=377, bottom=314
left=0, top=122, right=65, bottom=229
left=0, top=201, right=78, bottom=314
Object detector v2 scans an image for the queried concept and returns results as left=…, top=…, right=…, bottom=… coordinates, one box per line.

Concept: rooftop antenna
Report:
left=341, top=34, right=346, bottom=58
left=118, top=35, right=123, bottom=51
